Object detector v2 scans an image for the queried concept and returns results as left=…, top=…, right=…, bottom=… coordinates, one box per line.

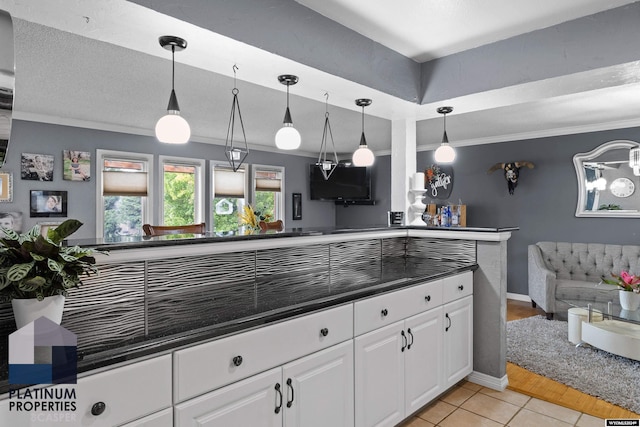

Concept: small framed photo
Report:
left=0, top=172, right=13, bottom=202
left=63, top=150, right=91, bottom=181
left=21, top=153, right=54, bottom=181
left=38, top=222, right=63, bottom=238
left=0, top=212, right=23, bottom=237
left=30, top=190, right=67, bottom=217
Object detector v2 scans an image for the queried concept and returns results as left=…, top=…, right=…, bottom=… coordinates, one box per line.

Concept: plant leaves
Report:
left=7, top=262, right=35, bottom=281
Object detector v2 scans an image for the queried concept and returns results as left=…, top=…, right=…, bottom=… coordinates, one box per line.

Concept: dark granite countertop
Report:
left=67, top=224, right=519, bottom=251
left=0, top=261, right=477, bottom=395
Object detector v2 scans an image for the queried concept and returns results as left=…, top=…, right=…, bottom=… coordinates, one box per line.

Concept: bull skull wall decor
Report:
left=487, top=161, right=535, bottom=195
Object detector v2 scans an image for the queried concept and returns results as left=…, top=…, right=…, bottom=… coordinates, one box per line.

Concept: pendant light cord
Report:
left=361, top=105, right=365, bottom=133
left=171, top=45, right=176, bottom=92
left=286, top=82, right=290, bottom=109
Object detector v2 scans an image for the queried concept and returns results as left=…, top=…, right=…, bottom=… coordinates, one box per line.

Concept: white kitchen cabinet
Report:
left=354, top=308, right=443, bottom=427
left=443, top=295, right=473, bottom=388
left=0, top=354, right=172, bottom=427
left=354, top=272, right=473, bottom=427
left=120, top=408, right=173, bottom=427
left=175, top=341, right=353, bottom=427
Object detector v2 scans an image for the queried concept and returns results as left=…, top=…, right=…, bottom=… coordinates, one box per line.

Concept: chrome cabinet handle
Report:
left=275, top=383, right=283, bottom=414
left=401, top=330, right=407, bottom=352
left=286, top=378, right=295, bottom=408
left=407, top=328, right=414, bottom=350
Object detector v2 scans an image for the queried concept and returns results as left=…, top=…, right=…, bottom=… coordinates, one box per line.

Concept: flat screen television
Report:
left=309, top=163, right=372, bottom=201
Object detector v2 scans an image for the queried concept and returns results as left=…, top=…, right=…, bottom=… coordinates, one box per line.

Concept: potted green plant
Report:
left=0, top=219, right=106, bottom=328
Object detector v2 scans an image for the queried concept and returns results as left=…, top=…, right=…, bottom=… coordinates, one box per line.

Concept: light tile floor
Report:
left=399, top=381, right=623, bottom=427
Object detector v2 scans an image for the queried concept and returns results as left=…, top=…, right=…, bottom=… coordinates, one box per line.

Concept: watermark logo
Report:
left=9, top=316, right=77, bottom=385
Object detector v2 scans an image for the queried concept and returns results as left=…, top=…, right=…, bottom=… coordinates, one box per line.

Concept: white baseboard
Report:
left=467, top=371, right=509, bottom=391
left=507, top=292, right=531, bottom=302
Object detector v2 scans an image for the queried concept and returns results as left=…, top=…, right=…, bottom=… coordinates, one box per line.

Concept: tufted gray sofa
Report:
left=528, top=242, right=640, bottom=319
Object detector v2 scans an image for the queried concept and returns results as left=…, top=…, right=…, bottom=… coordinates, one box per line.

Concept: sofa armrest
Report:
left=528, top=244, right=557, bottom=313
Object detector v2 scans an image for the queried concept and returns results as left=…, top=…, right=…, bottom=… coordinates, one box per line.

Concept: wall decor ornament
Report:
left=63, top=150, right=90, bottom=181
left=0, top=171, right=12, bottom=201
left=224, top=65, right=249, bottom=172
left=487, top=161, right=535, bottom=195
left=425, top=164, right=453, bottom=199
left=21, top=153, right=53, bottom=181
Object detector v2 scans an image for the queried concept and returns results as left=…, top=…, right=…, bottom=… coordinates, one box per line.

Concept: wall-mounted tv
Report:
left=309, top=164, right=372, bottom=201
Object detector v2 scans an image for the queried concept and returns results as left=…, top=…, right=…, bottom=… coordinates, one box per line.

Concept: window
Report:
left=160, top=156, right=205, bottom=226
left=211, top=161, right=248, bottom=233
left=96, top=149, right=153, bottom=238
left=252, top=164, right=284, bottom=225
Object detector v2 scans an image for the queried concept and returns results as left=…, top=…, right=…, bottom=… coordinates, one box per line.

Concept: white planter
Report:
left=619, top=290, right=640, bottom=311
left=11, top=295, right=65, bottom=329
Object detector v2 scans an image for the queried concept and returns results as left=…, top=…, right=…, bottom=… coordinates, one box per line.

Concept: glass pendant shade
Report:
left=434, top=106, right=455, bottom=163
left=275, top=75, right=301, bottom=150
left=155, top=36, right=190, bottom=144
left=352, top=99, right=374, bottom=167
left=353, top=132, right=375, bottom=167
left=155, top=111, right=191, bottom=144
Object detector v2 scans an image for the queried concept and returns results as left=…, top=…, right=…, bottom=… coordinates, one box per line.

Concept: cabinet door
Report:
left=282, top=340, right=354, bottom=427
left=121, top=408, right=173, bottom=427
left=354, top=321, right=405, bottom=427
left=404, top=307, right=443, bottom=415
left=174, top=367, right=282, bottom=427
left=443, top=295, right=473, bottom=388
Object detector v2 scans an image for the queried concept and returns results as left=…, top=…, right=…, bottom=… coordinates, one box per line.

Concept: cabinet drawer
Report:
left=354, top=280, right=442, bottom=336
left=121, top=407, right=173, bottom=427
left=443, top=271, right=473, bottom=303
left=75, top=354, right=172, bottom=426
left=174, top=303, right=353, bottom=403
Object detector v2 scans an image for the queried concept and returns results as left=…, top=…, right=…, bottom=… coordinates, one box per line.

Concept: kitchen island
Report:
left=0, top=225, right=514, bottom=426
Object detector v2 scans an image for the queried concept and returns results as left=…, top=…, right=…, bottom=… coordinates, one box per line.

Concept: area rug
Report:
left=507, top=315, right=640, bottom=414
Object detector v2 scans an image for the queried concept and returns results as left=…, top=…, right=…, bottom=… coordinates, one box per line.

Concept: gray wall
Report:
left=339, top=127, right=640, bottom=296
left=416, top=127, right=640, bottom=295
left=3, top=119, right=338, bottom=238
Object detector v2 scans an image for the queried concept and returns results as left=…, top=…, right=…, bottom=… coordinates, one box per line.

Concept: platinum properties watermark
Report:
left=9, top=386, right=77, bottom=423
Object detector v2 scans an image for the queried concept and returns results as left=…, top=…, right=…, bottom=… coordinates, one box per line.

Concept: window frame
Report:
left=251, top=164, right=285, bottom=226
left=159, top=155, right=205, bottom=225
left=95, top=149, right=154, bottom=238
left=210, top=160, right=248, bottom=232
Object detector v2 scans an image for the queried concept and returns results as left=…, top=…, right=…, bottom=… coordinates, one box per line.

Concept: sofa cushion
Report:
left=537, top=242, right=640, bottom=281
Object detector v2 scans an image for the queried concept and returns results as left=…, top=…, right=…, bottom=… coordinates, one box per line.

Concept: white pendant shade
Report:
left=155, top=112, right=191, bottom=144
left=275, top=124, right=301, bottom=150
left=434, top=143, right=456, bottom=163
left=353, top=145, right=375, bottom=167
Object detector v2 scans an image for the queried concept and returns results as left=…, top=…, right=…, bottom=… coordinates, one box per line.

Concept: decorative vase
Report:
left=11, top=295, right=65, bottom=329
left=619, top=290, right=640, bottom=311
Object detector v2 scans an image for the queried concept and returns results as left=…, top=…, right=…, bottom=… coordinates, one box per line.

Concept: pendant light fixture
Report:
left=225, top=65, right=249, bottom=172
left=155, top=35, right=191, bottom=144
left=434, top=106, right=456, bottom=163
left=316, top=93, right=339, bottom=180
left=275, top=74, right=301, bottom=150
left=630, top=146, right=640, bottom=176
left=352, top=98, right=374, bottom=167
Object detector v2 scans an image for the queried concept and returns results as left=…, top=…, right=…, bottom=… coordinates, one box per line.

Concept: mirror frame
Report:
left=574, top=139, right=640, bottom=218
left=0, top=9, right=14, bottom=168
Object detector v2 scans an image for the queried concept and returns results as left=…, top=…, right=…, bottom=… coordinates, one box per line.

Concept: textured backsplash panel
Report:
left=330, top=239, right=382, bottom=293
left=256, top=244, right=330, bottom=311
left=63, top=262, right=146, bottom=356
left=147, top=252, right=256, bottom=335
left=406, top=238, right=476, bottom=266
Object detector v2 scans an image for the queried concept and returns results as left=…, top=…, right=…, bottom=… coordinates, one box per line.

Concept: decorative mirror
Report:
left=574, top=139, right=640, bottom=217
left=0, top=10, right=14, bottom=168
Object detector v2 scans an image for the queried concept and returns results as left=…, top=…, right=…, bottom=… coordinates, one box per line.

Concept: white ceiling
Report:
left=1, top=0, right=640, bottom=157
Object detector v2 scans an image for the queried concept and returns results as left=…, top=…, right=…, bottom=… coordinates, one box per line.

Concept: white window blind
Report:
left=214, top=168, right=245, bottom=198
left=255, top=178, right=282, bottom=192
left=102, top=171, right=148, bottom=196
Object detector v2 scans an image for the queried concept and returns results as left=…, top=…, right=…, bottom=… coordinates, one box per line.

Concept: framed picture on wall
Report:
left=21, top=153, right=54, bottom=181
left=30, top=190, right=68, bottom=217
left=0, top=172, right=13, bottom=202
left=0, top=211, right=23, bottom=237
left=38, top=222, right=63, bottom=238
left=63, top=150, right=91, bottom=181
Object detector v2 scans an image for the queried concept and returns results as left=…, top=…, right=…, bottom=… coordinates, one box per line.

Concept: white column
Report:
left=391, top=119, right=416, bottom=224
